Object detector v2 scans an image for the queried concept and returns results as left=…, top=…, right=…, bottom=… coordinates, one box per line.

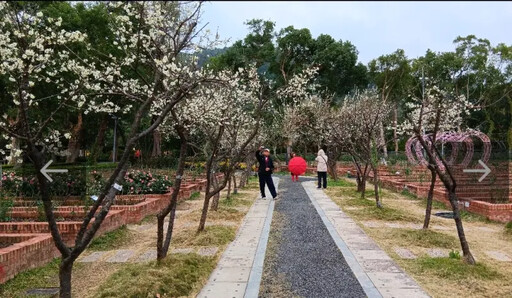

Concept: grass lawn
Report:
left=325, top=177, right=512, bottom=298
left=88, top=225, right=133, bottom=251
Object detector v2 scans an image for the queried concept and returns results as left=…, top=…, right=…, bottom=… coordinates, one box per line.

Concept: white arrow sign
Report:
left=463, top=160, right=491, bottom=182
left=40, top=160, right=68, bottom=182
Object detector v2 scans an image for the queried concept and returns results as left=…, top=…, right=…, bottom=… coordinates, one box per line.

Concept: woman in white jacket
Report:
left=315, top=149, right=328, bottom=189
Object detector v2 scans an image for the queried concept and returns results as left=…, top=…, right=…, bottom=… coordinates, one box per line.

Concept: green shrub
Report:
left=0, top=199, right=13, bottom=222
left=1, top=170, right=86, bottom=197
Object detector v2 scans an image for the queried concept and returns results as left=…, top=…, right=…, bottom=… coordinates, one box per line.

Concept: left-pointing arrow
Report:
left=40, top=160, right=68, bottom=182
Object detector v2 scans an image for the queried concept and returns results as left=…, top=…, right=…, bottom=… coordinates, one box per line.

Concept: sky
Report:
left=200, top=1, right=512, bottom=65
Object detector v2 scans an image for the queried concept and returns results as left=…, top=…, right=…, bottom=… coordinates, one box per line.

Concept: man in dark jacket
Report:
left=255, top=146, right=278, bottom=199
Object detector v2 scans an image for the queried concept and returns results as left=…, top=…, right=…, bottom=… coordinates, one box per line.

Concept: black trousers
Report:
left=317, top=171, right=327, bottom=188
left=258, top=172, right=277, bottom=198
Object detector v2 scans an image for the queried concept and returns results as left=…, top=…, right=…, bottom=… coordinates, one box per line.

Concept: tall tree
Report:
left=368, top=49, right=412, bottom=154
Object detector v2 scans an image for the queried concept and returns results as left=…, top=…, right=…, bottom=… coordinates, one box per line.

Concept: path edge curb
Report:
left=244, top=177, right=279, bottom=298
left=303, top=182, right=383, bottom=298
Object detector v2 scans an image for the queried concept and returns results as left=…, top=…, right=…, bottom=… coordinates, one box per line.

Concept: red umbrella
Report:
left=288, top=156, right=307, bottom=176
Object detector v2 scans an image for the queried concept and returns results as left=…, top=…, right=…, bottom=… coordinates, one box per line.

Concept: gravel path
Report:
left=260, top=176, right=366, bottom=298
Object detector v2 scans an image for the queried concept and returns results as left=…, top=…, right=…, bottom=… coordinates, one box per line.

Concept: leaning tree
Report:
left=399, top=82, right=477, bottom=264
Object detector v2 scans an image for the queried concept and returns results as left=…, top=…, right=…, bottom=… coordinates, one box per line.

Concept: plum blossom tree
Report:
left=281, top=94, right=335, bottom=173
left=0, top=1, right=222, bottom=296
left=153, top=66, right=262, bottom=258
left=275, top=66, right=320, bottom=155
left=399, top=82, right=476, bottom=264
left=191, top=66, right=266, bottom=231
left=329, top=90, right=391, bottom=204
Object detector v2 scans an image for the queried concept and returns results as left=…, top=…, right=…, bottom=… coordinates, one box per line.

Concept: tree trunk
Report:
left=373, top=166, right=382, bottom=208
left=66, top=112, right=83, bottom=163
left=7, top=112, right=20, bottom=165
left=90, top=115, right=108, bottom=164
left=423, top=168, right=437, bottom=229
left=415, top=131, right=475, bottom=264
left=360, top=174, right=367, bottom=198
left=152, top=128, right=162, bottom=157
left=198, top=194, right=212, bottom=232
left=239, top=172, right=246, bottom=189
left=286, top=144, right=292, bottom=165
left=393, top=103, right=399, bottom=153
left=327, top=149, right=338, bottom=181
left=7, top=136, right=20, bottom=165
left=356, top=171, right=362, bottom=191
left=233, top=174, right=238, bottom=194
left=156, top=131, right=188, bottom=261
left=353, top=158, right=368, bottom=198
left=226, top=174, right=232, bottom=199
left=59, top=258, right=74, bottom=298
left=379, top=121, right=388, bottom=160
left=447, top=189, right=475, bottom=264
left=210, top=174, right=221, bottom=211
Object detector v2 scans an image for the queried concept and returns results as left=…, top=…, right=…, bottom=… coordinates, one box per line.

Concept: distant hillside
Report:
left=196, top=47, right=229, bottom=68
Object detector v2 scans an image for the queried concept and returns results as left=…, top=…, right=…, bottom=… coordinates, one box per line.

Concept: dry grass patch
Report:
left=326, top=187, right=420, bottom=223
left=260, top=211, right=298, bottom=297
left=389, top=228, right=458, bottom=248
left=409, top=256, right=501, bottom=280
left=94, top=254, right=215, bottom=298
left=172, top=225, right=236, bottom=247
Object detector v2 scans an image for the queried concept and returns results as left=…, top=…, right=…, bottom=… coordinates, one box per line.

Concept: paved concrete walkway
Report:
left=198, top=177, right=279, bottom=298
left=303, top=181, right=430, bottom=298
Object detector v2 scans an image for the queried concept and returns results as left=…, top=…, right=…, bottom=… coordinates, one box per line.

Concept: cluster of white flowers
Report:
left=282, top=94, right=333, bottom=147
left=0, top=3, right=101, bottom=160
left=329, top=89, right=390, bottom=157
left=397, top=85, right=476, bottom=136
left=276, top=66, right=319, bottom=104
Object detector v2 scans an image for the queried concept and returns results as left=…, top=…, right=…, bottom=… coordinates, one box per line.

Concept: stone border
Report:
left=244, top=181, right=277, bottom=298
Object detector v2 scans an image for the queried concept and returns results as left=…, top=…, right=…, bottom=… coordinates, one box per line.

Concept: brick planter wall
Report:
left=111, top=195, right=171, bottom=224
left=0, top=234, right=59, bottom=284
left=0, top=210, right=126, bottom=246
left=463, top=200, right=512, bottom=222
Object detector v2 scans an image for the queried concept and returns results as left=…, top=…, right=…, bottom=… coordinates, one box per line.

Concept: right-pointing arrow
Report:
left=463, top=160, right=491, bottom=182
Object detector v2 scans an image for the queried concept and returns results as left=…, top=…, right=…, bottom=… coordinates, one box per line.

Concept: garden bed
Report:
left=0, top=180, right=204, bottom=284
